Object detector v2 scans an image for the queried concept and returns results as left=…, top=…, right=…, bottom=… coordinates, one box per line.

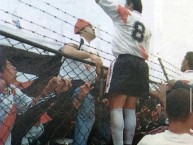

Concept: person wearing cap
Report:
left=138, top=88, right=193, bottom=145
left=74, top=19, right=96, bottom=43
left=60, top=18, right=102, bottom=80
left=95, top=0, right=151, bottom=145
left=59, top=19, right=103, bottom=145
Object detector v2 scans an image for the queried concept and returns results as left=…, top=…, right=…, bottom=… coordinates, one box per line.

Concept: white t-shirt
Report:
left=59, top=38, right=97, bottom=82
left=137, top=130, right=193, bottom=145
left=177, top=70, right=193, bottom=85
left=98, top=0, right=151, bottom=59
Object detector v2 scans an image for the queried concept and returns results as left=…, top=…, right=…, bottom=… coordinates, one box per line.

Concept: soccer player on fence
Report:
left=95, top=0, right=151, bottom=145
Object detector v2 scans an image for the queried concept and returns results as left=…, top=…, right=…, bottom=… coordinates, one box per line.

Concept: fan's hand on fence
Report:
left=166, top=79, right=176, bottom=90
left=42, top=77, right=72, bottom=96
left=90, top=54, right=103, bottom=75
left=73, top=81, right=93, bottom=109
left=41, top=77, right=59, bottom=96
left=79, top=81, right=94, bottom=99
left=55, top=78, right=72, bottom=95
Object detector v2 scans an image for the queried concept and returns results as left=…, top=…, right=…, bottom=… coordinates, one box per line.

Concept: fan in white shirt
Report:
left=138, top=88, right=193, bottom=145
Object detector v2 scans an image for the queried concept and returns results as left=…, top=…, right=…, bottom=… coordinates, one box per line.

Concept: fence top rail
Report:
left=0, top=24, right=108, bottom=70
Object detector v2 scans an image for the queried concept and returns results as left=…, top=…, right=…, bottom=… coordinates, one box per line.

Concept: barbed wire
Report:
left=18, top=0, right=112, bottom=45
left=149, top=74, right=166, bottom=82
left=20, top=0, right=184, bottom=73
left=148, top=55, right=181, bottom=76
left=147, top=59, right=162, bottom=67
left=1, top=1, right=183, bottom=81
left=0, top=9, right=114, bottom=62
left=0, top=19, right=66, bottom=45
left=1, top=18, right=181, bottom=82
left=148, top=59, right=180, bottom=77
left=149, top=53, right=180, bottom=71
left=0, top=2, right=186, bottom=144
left=163, top=65, right=181, bottom=76
left=149, top=67, right=176, bottom=80
left=0, top=17, right=114, bottom=63
left=162, top=60, right=181, bottom=71
left=18, top=0, right=116, bottom=63
left=36, top=0, right=113, bottom=37
left=8, top=0, right=181, bottom=74
left=0, top=19, right=179, bottom=81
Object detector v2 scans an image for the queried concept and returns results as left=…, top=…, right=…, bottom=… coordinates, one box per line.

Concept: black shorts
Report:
left=106, top=54, right=149, bottom=98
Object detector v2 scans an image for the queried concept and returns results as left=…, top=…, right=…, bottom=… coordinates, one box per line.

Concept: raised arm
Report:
left=95, top=0, right=120, bottom=21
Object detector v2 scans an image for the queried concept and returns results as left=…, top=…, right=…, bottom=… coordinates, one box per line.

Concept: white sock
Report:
left=123, top=109, right=136, bottom=145
left=110, top=109, right=124, bottom=145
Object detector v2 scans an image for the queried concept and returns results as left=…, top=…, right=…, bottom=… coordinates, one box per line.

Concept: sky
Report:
left=150, top=0, right=193, bottom=68
left=1, top=0, right=193, bottom=81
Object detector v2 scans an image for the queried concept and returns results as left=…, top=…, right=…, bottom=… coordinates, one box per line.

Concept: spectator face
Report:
left=2, top=60, right=17, bottom=85
left=82, top=25, right=96, bottom=39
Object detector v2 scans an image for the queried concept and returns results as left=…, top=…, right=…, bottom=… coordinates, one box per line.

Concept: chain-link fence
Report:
left=0, top=27, right=175, bottom=145
left=0, top=1, right=182, bottom=144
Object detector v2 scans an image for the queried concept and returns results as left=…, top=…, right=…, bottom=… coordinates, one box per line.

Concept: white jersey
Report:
left=59, top=38, right=97, bottom=82
left=0, top=85, right=32, bottom=145
left=98, top=0, right=151, bottom=59
left=137, top=130, right=193, bottom=145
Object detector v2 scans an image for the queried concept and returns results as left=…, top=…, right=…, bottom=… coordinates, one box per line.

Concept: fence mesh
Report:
left=0, top=1, right=182, bottom=144
left=0, top=29, right=174, bottom=145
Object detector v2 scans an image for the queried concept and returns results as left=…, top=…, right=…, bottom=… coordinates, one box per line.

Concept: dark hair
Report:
left=185, top=51, right=193, bottom=70
left=166, top=88, right=192, bottom=122
left=126, top=0, right=142, bottom=13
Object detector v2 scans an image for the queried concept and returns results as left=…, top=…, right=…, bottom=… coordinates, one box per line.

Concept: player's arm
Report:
left=95, top=0, right=100, bottom=3
left=95, top=0, right=119, bottom=20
